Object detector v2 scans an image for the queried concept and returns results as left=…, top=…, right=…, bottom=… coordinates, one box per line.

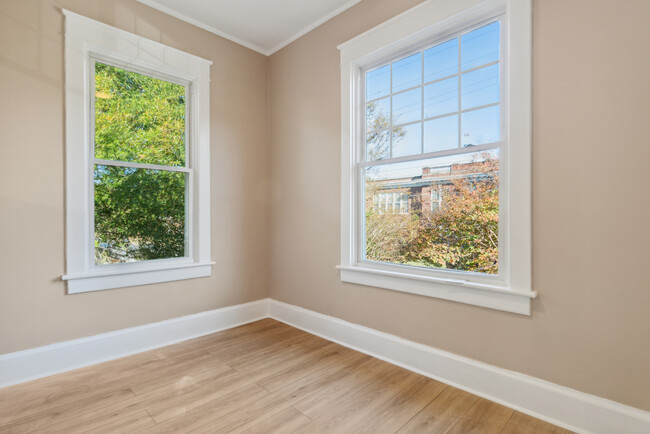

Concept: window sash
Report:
left=356, top=17, right=505, bottom=278
left=362, top=16, right=503, bottom=165
left=357, top=150, right=503, bottom=277
left=89, top=58, right=193, bottom=267
left=90, top=57, right=191, bottom=169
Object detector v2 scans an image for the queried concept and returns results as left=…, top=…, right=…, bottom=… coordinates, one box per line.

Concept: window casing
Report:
left=62, top=10, right=213, bottom=293
left=338, top=0, right=534, bottom=315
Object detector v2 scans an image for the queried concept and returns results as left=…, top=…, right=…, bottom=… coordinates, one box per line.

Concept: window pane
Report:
left=461, top=105, right=500, bottom=146
left=366, top=97, right=390, bottom=132
left=424, top=38, right=458, bottom=82
left=392, top=53, right=422, bottom=93
left=94, top=62, right=186, bottom=167
left=366, top=65, right=390, bottom=100
left=392, top=88, right=421, bottom=125
left=94, top=165, right=186, bottom=264
left=424, top=114, right=458, bottom=153
left=461, top=21, right=500, bottom=71
left=424, top=77, right=458, bottom=118
left=461, top=63, right=499, bottom=110
left=364, top=150, right=499, bottom=274
left=392, top=123, right=421, bottom=157
left=367, top=129, right=391, bottom=161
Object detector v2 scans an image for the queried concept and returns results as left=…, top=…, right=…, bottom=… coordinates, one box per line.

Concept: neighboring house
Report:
left=371, top=161, right=497, bottom=214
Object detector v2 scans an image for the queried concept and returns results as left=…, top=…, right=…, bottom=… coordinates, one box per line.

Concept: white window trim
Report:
left=337, top=0, right=535, bottom=315
left=61, top=10, right=213, bottom=294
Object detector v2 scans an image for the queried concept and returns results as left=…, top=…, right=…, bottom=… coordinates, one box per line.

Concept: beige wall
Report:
left=268, top=0, right=650, bottom=412
left=0, top=0, right=269, bottom=353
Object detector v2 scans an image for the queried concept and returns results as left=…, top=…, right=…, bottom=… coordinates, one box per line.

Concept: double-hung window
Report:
left=338, top=0, right=535, bottom=314
left=62, top=11, right=212, bottom=293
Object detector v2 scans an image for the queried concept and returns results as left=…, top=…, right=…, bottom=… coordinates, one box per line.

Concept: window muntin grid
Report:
left=364, top=20, right=501, bottom=163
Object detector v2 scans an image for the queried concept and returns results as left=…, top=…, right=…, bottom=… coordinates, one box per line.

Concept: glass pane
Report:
left=392, top=123, right=421, bottom=158
left=424, top=77, right=458, bottom=118
left=366, top=129, right=391, bottom=161
left=94, top=165, right=186, bottom=264
left=461, top=63, right=499, bottom=110
left=461, top=105, right=500, bottom=146
left=366, top=65, right=390, bottom=100
left=461, top=21, right=500, bottom=71
left=95, top=62, right=186, bottom=167
left=364, top=150, right=499, bottom=274
left=392, top=88, right=421, bottom=125
left=424, top=38, right=458, bottom=82
left=424, top=114, right=458, bottom=152
left=366, top=97, right=390, bottom=132
left=392, top=53, right=422, bottom=93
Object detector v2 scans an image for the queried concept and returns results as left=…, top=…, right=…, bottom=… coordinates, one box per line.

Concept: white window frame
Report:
left=61, top=10, right=213, bottom=293
left=337, top=0, right=535, bottom=315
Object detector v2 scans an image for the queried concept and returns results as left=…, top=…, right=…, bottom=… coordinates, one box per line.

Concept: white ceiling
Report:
left=136, top=0, right=362, bottom=56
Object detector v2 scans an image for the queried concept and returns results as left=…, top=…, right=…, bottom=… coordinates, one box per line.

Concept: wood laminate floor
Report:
left=0, top=319, right=572, bottom=433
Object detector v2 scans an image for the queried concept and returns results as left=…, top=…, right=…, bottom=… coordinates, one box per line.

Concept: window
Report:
left=365, top=20, right=501, bottom=274
left=373, top=192, right=409, bottom=214
left=62, top=11, right=212, bottom=293
left=338, top=0, right=534, bottom=314
left=430, top=187, right=441, bottom=212
left=94, top=62, right=188, bottom=265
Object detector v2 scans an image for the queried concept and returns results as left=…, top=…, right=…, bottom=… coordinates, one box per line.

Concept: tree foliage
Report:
left=365, top=156, right=499, bottom=274
left=365, top=101, right=405, bottom=160
left=406, top=158, right=499, bottom=273
left=94, top=63, right=187, bottom=264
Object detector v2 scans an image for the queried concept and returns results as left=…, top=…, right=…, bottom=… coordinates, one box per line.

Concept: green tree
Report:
left=93, top=63, right=187, bottom=263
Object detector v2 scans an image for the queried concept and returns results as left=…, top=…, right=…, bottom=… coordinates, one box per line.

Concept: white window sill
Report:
left=337, top=265, right=536, bottom=315
left=62, top=261, right=214, bottom=294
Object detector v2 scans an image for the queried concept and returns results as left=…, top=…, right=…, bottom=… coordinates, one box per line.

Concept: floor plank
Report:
left=239, top=406, right=312, bottom=433
left=0, top=319, right=571, bottom=434
left=304, top=363, right=418, bottom=432
left=137, top=382, right=270, bottom=433
left=290, top=356, right=392, bottom=418
left=351, top=376, right=447, bottom=434
left=397, top=386, right=478, bottom=433
left=35, top=360, right=236, bottom=433
left=257, top=344, right=359, bottom=393
left=90, top=410, right=156, bottom=434
left=0, top=386, right=136, bottom=433
left=446, top=398, right=514, bottom=434
left=188, top=353, right=378, bottom=433
left=501, top=411, right=574, bottom=434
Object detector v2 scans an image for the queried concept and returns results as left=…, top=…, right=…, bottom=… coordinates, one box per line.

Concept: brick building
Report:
left=371, top=160, right=497, bottom=215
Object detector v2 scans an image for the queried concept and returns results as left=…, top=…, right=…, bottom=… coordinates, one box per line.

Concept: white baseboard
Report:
left=268, top=299, right=650, bottom=434
left=1, top=297, right=648, bottom=434
left=0, top=298, right=270, bottom=388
